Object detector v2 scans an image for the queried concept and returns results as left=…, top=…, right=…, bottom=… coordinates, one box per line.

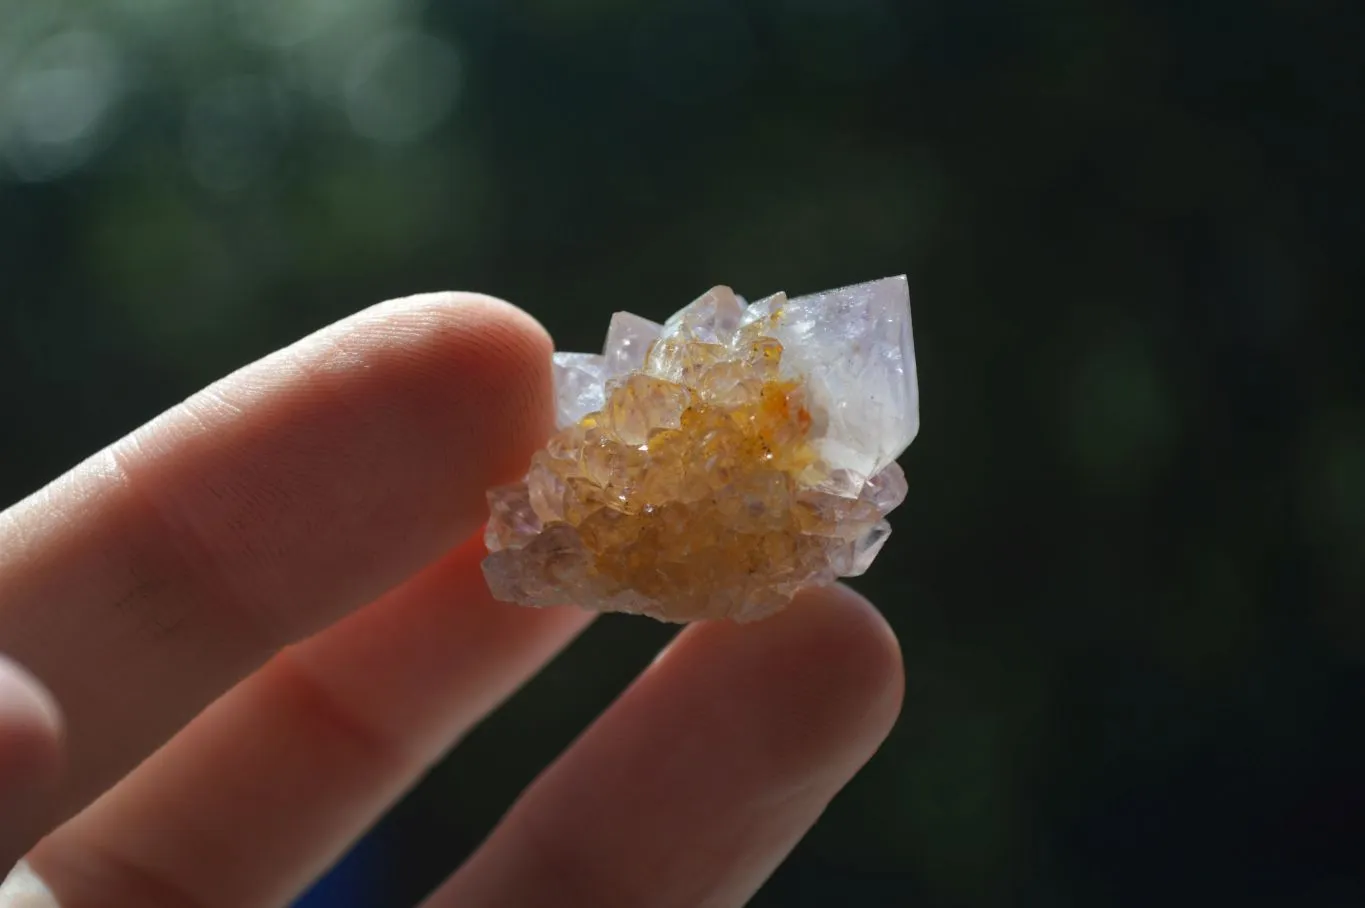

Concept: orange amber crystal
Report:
left=483, top=279, right=916, bottom=623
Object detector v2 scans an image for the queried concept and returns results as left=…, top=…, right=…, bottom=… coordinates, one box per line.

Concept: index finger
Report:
left=0, top=292, right=552, bottom=824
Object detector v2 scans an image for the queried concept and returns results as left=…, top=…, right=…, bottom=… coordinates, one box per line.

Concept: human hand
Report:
left=0, top=293, right=904, bottom=907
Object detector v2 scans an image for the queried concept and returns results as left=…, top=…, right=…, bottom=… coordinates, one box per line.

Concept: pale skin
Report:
left=0, top=293, right=904, bottom=907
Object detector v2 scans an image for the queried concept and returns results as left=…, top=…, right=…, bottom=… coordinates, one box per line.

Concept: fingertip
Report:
left=397, top=291, right=554, bottom=366
left=275, top=288, right=556, bottom=504
left=794, top=583, right=906, bottom=738
left=367, top=291, right=556, bottom=484
left=0, top=654, right=63, bottom=816
left=0, top=654, right=63, bottom=760
left=762, top=583, right=905, bottom=774
left=373, top=291, right=554, bottom=372
left=667, top=583, right=904, bottom=783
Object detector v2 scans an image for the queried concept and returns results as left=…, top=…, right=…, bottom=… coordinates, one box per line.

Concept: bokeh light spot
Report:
left=234, top=0, right=417, bottom=48
left=183, top=76, right=290, bottom=194
left=343, top=30, right=460, bottom=144
left=1, top=30, right=122, bottom=182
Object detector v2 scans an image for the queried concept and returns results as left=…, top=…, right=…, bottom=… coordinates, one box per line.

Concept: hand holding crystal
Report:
left=0, top=291, right=904, bottom=906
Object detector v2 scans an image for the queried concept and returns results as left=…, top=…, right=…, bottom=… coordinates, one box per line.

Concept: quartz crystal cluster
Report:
left=482, top=276, right=920, bottom=623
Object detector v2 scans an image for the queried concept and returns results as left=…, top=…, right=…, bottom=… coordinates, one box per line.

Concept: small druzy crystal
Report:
left=482, top=276, right=920, bottom=623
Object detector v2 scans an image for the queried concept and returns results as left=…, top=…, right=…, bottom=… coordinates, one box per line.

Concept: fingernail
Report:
left=0, top=656, right=63, bottom=743
left=0, top=654, right=63, bottom=871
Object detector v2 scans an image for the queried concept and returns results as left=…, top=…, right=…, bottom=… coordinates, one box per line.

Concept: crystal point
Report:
left=484, top=276, right=920, bottom=623
left=551, top=352, right=608, bottom=429
left=603, top=311, right=662, bottom=376
left=774, top=275, right=919, bottom=477
left=660, top=286, right=744, bottom=344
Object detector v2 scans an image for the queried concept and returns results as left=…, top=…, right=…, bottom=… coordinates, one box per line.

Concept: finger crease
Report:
left=501, top=805, right=640, bottom=908
left=270, top=649, right=422, bottom=778
left=45, top=842, right=219, bottom=908
left=102, top=445, right=285, bottom=654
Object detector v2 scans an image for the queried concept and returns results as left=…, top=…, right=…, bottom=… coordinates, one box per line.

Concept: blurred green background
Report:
left=3, top=0, right=1363, bottom=905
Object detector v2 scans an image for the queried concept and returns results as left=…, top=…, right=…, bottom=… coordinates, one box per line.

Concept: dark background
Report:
left=3, top=1, right=1363, bottom=905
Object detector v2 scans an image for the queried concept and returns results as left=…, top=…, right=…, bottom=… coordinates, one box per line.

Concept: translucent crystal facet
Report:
left=660, top=286, right=744, bottom=344
left=551, top=352, right=608, bottom=429
left=768, top=276, right=919, bottom=480
left=483, top=276, right=920, bottom=623
left=603, top=311, right=662, bottom=376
